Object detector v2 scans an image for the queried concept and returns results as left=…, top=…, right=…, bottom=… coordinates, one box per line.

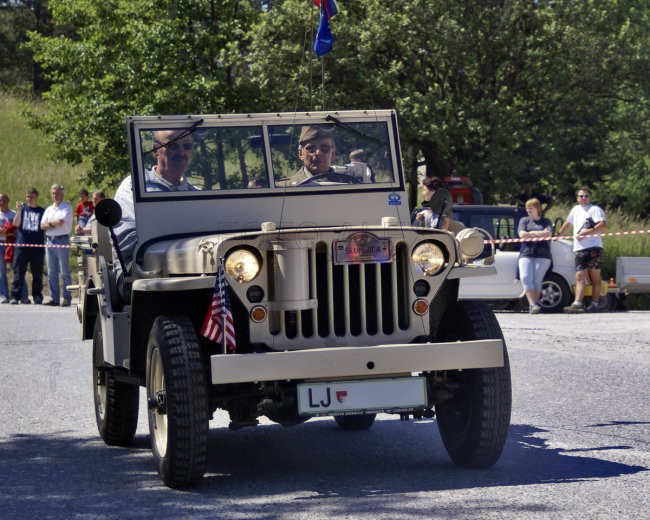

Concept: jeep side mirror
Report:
left=429, top=188, right=453, bottom=229
left=94, top=198, right=122, bottom=227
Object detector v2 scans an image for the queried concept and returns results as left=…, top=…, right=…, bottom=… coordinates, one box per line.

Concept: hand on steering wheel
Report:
left=296, top=172, right=363, bottom=186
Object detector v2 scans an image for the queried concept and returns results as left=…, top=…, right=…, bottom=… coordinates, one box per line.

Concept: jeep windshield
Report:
left=129, top=112, right=400, bottom=195
left=126, top=111, right=412, bottom=243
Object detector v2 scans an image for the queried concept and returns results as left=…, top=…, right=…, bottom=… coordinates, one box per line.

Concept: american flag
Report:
left=201, top=263, right=236, bottom=352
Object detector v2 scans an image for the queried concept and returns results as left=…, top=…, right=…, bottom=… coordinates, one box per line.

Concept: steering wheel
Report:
left=297, top=172, right=363, bottom=186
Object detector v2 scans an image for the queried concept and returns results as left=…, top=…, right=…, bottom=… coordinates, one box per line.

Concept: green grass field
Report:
left=0, top=93, right=89, bottom=208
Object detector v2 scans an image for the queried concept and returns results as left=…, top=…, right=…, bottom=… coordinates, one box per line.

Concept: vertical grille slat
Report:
left=270, top=236, right=411, bottom=345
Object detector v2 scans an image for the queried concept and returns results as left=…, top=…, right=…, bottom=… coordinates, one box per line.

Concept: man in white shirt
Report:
left=113, top=129, right=198, bottom=300
left=558, top=186, right=607, bottom=313
left=41, top=184, right=73, bottom=306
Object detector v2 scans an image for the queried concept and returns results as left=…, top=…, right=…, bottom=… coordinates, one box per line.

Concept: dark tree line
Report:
left=2, top=0, right=649, bottom=214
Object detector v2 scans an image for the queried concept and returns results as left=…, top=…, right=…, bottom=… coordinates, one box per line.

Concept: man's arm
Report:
left=13, top=205, right=22, bottom=227
left=558, top=220, right=572, bottom=236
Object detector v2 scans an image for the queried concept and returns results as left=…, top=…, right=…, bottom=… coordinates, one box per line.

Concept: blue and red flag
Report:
left=313, top=0, right=338, bottom=57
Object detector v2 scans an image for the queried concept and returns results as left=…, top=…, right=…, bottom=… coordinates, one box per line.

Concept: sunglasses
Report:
left=156, top=140, right=193, bottom=152
left=302, top=144, right=332, bottom=154
left=578, top=194, right=591, bottom=199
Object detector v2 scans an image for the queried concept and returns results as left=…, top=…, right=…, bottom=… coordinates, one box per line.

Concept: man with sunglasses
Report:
left=112, top=129, right=199, bottom=300
left=559, top=186, right=607, bottom=313
left=286, top=125, right=338, bottom=185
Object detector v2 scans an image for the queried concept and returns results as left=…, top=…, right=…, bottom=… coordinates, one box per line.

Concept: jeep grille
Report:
left=267, top=241, right=411, bottom=343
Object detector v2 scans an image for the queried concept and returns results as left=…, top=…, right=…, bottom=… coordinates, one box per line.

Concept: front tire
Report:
left=146, top=315, right=209, bottom=488
left=435, top=300, right=511, bottom=467
left=92, top=315, right=139, bottom=446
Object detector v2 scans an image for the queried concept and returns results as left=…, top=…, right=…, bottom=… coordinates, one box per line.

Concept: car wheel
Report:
left=334, top=413, right=376, bottom=431
left=539, top=272, right=572, bottom=313
left=146, top=315, right=209, bottom=488
left=93, top=315, right=139, bottom=446
left=435, top=300, right=511, bottom=468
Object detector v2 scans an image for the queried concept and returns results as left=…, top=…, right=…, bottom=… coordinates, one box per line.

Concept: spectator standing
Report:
left=74, top=188, right=95, bottom=235
left=517, top=198, right=553, bottom=314
left=10, top=188, right=45, bottom=304
left=558, top=186, right=607, bottom=313
left=0, top=192, right=16, bottom=303
left=41, top=184, right=73, bottom=307
left=411, top=177, right=445, bottom=226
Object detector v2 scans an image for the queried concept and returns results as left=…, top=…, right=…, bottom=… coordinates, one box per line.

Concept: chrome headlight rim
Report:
left=224, top=247, right=263, bottom=283
left=411, top=241, right=447, bottom=277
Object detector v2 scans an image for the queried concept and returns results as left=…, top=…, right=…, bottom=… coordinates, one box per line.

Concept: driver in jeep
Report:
left=286, top=125, right=337, bottom=185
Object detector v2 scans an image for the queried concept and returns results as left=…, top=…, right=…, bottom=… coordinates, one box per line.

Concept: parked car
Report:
left=452, top=205, right=576, bottom=312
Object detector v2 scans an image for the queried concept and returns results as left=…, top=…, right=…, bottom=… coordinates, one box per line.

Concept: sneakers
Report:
left=21, top=298, right=31, bottom=305
left=61, top=300, right=71, bottom=307
left=42, top=298, right=59, bottom=306
left=529, top=304, right=542, bottom=314
left=33, top=297, right=43, bottom=305
left=0, top=297, right=9, bottom=304
left=586, top=300, right=603, bottom=313
left=563, top=301, right=585, bottom=314
left=9, top=298, right=19, bottom=305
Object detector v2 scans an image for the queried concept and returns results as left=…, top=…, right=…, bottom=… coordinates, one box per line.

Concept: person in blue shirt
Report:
left=517, top=198, right=553, bottom=314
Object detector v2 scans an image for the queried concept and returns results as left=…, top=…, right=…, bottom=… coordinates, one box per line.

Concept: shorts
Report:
left=574, top=247, right=603, bottom=272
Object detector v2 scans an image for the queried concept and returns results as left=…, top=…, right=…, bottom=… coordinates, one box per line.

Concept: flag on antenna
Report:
left=313, top=0, right=338, bottom=57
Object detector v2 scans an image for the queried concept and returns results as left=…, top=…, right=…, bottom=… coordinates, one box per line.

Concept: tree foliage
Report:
left=14, top=0, right=650, bottom=214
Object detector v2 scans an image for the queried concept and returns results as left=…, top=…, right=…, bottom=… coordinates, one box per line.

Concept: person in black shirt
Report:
left=10, top=187, right=45, bottom=304
left=517, top=198, right=553, bottom=313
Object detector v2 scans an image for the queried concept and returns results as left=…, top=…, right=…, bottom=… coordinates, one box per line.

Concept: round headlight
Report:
left=412, top=242, right=445, bottom=276
left=225, top=249, right=261, bottom=283
left=456, top=228, right=486, bottom=261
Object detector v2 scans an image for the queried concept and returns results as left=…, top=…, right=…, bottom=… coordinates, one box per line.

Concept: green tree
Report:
left=26, top=0, right=262, bottom=188
left=23, top=0, right=650, bottom=216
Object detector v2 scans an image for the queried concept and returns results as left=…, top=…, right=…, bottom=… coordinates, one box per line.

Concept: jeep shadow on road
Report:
left=1, top=420, right=646, bottom=518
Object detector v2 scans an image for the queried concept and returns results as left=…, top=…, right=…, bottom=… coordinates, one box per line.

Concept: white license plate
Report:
left=297, top=377, right=427, bottom=416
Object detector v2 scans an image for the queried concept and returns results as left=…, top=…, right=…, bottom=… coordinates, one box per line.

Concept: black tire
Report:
left=539, top=272, right=573, bottom=313
left=146, top=315, right=209, bottom=488
left=334, top=413, right=376, bottom=431
left=92, top=315, right=139, bottom=446
left=435, top=300, right=511, bottom=468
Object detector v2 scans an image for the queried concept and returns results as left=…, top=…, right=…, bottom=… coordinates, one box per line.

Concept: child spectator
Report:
left=75, top=189, right=95, bottom=235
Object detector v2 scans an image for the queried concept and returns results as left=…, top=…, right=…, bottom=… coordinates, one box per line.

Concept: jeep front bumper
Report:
left=210, top=339, right=503, bottom=384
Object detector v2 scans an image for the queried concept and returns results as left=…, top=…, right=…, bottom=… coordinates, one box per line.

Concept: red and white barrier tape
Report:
left=3, top=228, right=649, bottom=248
left=2, top=242, right=74, bottom=249
left=486, top=228, right=650, bottom=245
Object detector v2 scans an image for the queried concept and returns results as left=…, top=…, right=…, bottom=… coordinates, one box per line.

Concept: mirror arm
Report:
left=107, top=225, right=129, bottom=277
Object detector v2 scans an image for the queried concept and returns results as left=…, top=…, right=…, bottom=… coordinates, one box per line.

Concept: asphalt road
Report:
left=0, top=305, right=648, bottom=519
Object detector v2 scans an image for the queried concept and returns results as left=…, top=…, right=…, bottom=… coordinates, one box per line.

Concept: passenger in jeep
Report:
left=112, top=129, right=199, bottom=299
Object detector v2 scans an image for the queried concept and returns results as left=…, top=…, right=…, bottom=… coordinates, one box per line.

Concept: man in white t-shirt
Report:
left=41, top=184, right=73, bottom=306
left=558, top=186, right=607, bottom=313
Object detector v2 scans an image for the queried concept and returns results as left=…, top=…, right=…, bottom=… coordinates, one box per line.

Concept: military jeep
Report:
left=75, top=110, right=511, bottom=488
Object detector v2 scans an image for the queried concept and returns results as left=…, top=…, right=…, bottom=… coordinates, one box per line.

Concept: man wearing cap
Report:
left=287, top=125, right=337, bottom=185
left=41, top=183, right=73, bottom=306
